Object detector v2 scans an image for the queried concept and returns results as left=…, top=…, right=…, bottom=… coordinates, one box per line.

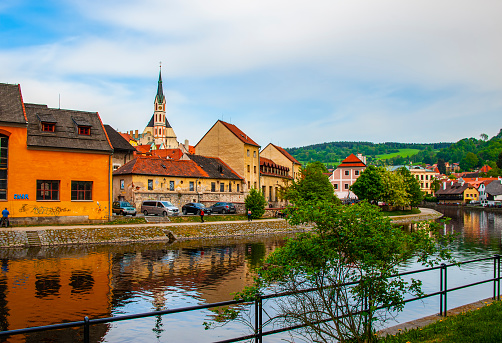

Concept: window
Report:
left=344, top=183, right=349, bottom=190
left=426, top=183, right=429, bottom=188
left=0, top=135, right=7, bottom=200
left=248, top=181, right=250, bottom=189
left=334, top=184, right=338, bottom=190
left=120, top=179, right=124, bottom=190
left=220, top=183, right=225, bottom=192
left=237, top=183, right=240, bottom=192
left=42, top=122, right=55, bottom=132
left=71, top=181, right=92, bottom=200
left=254, top=182, right=257, bottom=188
left=247, top=165, right=250, bottom=172
left=170, top=181, right=174, bottom=191
left=37, top=180, right=60, bottom=201
left=254, top=166, right=256, bottom=173
left=211, top=182, right=216, bottom=192
left=426, top=175, right=429, bottom=180
left=189, top=181, right=194, bottom=191
left=421, top=175, right=424, bottom=180
left=148, top=179, right=153, bottom=190
left=229, top=183, right=232, bottom=192
left=247, top=149, right=250, bottom=156
left=78, top=126, right=91, bottom=135
left=355, top=170, right=359, bottom=176
left=253, top=151, right=256, bottom=158
left=345, top=170, right=350, bottom=176
left=262, top=186, right=266, bottom=195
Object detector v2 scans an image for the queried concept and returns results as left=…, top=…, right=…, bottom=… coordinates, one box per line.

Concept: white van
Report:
left=141, top=200, right=179, bottom=216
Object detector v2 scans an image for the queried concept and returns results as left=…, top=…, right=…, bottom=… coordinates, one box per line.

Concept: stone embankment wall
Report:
left=0, top=220, right=303, bottom=248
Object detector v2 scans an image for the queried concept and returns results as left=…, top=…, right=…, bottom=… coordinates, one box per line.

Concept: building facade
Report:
left=195, top=120, right=260, bottom=192
left=329, top=153, right=366, bottom=201
left=113, top=155, right=245, bottom=211
left=0, top=83, right=113, bottom=224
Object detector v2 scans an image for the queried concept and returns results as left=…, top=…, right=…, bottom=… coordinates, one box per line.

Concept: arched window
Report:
left=0, top=134, right=8, bottom=200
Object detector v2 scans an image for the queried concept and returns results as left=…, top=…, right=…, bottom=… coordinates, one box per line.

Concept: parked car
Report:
left=112, top=201, right=137, bottom=216
left=209, top=202, right=236, bottom=214
left=141, top=200, right=179, bottom=216
left=182, top=203, right=211, bottom=215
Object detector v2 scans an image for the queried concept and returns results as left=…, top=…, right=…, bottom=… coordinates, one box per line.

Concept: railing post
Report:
left=254, top=295, right=262, bottom=343
left=439, top=263, right=444, bottom=316
left=83, top=316, right=90, bottom=343
left=443, top=263, right=448, bottom=317
left=494, top=255, right=497, bottom=300
left=497, top=254, right=501, bottom=301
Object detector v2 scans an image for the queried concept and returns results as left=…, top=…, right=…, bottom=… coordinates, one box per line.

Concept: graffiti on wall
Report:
left=19, top=204, right=72, bottom=216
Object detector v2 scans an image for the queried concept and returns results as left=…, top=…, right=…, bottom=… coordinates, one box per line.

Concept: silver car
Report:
left=141, top=200, right=179, bottom=217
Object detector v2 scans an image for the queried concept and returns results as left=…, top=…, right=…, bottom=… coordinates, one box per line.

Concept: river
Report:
left=0, top=207, right=501, bottom=342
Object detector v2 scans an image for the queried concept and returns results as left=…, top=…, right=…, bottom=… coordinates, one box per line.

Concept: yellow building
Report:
left=259, top=157, right=292, bottom=207
left=260, top=143, right=302, bottom=180
left=0, top=82, right=113, bottom=224
left=113, top=155, right=245, bottom=210
left=195, top=120, right=260, bottom=192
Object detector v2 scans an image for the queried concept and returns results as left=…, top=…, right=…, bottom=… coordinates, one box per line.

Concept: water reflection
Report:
left=0, top=235, right=290, bottom=342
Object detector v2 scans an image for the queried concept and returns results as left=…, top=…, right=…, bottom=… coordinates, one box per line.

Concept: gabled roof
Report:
left=120, top=132, right=134, bottom=142
left=337, top=154, right=366, bottom=168
left=187, top=154, right=243, bottom=180
left=104, top=125, right=137, bottom=152
left=480, top=165, right=492, bottom=173
left=269, top=143, right=300, bottom=164
left=436, top=182, right=475, bottom=196
left=0, top=83, right=27, bottom=124
left=219, top=120, right=260, bottom=147
left=135, top=144, right=151, bottom=154
left=24, top=103, right=113, bottom=153
left=485, top=179, right=502, bottom=196
left=114, top=156, right=207, bottom=178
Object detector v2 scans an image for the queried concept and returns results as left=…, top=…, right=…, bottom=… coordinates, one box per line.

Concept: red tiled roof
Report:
left=260, top=157, right=291, bottom=178
left=114, top=156, right=208, bottom=178
left=270, top=143, right=300, bottom=164
left=188, top=145, right=196, bottom=154
left=152, top=148, right=183, bottom=160
left=120, top=132, right=133, bottom=142
left=337, top=154, right=366, bottom=168
left=219, top=120, right=260, bottom=147
left=480, top=165, right=492, bottom=173
left=135, top=145, right=151, bottom=154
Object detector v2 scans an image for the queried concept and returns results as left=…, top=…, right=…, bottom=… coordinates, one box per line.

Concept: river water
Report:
left=0, top=207, right=501, bottom=342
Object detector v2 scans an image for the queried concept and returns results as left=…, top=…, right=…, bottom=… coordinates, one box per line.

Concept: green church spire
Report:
left=156, top=65, right=164, bottom=103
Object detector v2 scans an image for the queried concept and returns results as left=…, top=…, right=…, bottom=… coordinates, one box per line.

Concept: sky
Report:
left=1, top=0, right=501, bottom=149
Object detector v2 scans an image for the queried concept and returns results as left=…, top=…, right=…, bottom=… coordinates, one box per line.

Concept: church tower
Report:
left=144, top=66, right=179, bottom=149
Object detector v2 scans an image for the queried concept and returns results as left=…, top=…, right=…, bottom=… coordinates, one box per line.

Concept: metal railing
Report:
left=1, top=255, right=500, bottom=342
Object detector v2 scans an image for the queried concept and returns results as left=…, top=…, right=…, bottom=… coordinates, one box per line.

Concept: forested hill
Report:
left=284, top=142, right=452, bottom=168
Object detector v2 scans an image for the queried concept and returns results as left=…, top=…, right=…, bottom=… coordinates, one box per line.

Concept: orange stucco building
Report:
left=0, top=83, right=113, bottom=223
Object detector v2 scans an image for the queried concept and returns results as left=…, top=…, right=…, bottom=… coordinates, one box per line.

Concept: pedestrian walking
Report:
left=247, top=209, right=252, bottom=222
left=200, top=209, right=205, bottom=223
left=1, top=208, right=10, bottom=228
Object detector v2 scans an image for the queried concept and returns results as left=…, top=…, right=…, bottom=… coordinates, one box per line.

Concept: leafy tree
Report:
left=480, top=133, right=488, bottom=141
left=350, top=165, right=384, bottom=204
left=283, top=161, right=338, bottom=204
left=397, top=167, right=423, bottom=207
left=380, top=169, right=410, bottom=208
left=431, top=177, right=441, bottom=193
left=460, top=152, right=479, bottom=171
left=497, top=151, right=502, bottom=169
left=214, top=201, right=454, bottom=342
left=437, top=159, right=446, bottom=174
left=244, top=188, right=267, bottom=219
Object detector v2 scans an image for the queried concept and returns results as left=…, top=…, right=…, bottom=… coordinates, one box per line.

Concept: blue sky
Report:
left=1, top=0, right=501, bottom=148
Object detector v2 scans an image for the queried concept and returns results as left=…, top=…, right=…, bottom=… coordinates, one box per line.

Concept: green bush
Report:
left=245, top=188, right=267, bottom=219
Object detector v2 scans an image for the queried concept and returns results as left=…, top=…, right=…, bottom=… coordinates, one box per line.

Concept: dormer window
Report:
left=42, top=122, right=55, bottom=132
left=78, top=126, right=91, bottom=135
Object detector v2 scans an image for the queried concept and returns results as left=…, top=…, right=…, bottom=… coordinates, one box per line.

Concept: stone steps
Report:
left=26, top=230, right=42, bottom=247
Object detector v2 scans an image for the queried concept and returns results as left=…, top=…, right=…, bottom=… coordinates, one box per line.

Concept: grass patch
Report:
left=376, top=149, right=420, bottom=160
left=381, top=208, right=421, bottom=216
left=379, top=301, right=502, bottom=343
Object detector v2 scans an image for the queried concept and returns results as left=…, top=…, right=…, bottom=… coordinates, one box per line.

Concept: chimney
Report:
left=184, top=139, right=189, bottom=147
left=135, top=130, right=139, bottom=137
